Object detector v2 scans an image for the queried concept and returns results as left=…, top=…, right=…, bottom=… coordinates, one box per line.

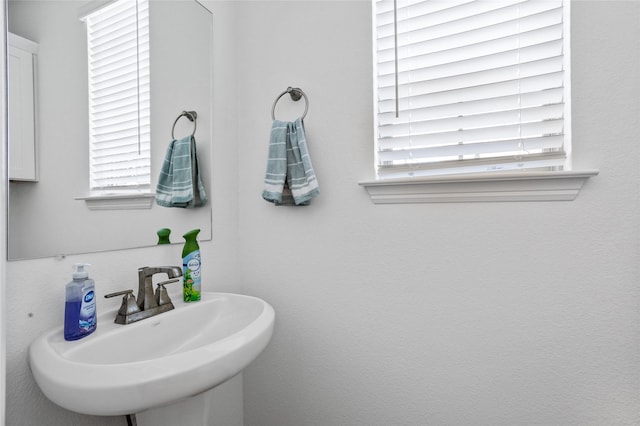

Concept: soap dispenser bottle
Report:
left=182, top=229, right=201, bottom=302
left=64, top=263, right=97, bottom=341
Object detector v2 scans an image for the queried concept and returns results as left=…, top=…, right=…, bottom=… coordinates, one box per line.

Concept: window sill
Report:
left=75, top=193, right=155, bottom=210
left=358, top=170, right=599, bottom=204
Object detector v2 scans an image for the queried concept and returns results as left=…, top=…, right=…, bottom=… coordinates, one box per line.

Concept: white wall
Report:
left=4, top=1, right=640, bottom=426
left=234, top=1, right=640, bottom=425
left=1, top=0, right=7, bottom=422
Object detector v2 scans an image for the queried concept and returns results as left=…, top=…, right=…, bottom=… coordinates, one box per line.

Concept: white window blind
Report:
left=374, top=0, right=569, bottom=179
left=85, top=0, right=150, bottom=195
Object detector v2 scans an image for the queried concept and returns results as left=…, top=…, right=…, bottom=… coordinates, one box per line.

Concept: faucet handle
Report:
left=105, top=289, right=135, bottom=299
left=105, top=290, right=140, bottom=324
left=155, top=278, right=180, bottom=307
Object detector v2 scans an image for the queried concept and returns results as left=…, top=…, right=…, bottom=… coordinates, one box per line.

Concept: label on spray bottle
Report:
left=183, top=250, right=201, bottom=302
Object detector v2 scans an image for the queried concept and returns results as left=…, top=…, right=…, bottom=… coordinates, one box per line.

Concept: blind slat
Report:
left=378, top=88, right=563, bottom=125
left=377, top=152, right=566, bottom=179
left=379, top=118, right=564, bottom=151
left=379, top=134, right=564, bottom=162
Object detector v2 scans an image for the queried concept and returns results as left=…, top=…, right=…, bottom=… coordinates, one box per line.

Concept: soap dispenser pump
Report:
left=64, top=263, right=97, bottom=341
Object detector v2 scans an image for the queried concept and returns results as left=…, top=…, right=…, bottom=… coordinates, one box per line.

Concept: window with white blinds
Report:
left=85, top=0, right=150, bottom=195
left=374, top=0, right=570, bottom=179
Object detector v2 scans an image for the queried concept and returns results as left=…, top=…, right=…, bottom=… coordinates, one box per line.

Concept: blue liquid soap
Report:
left=64, top=263, right=97, bottom=341
left=64, top=301, right=83, bottom=340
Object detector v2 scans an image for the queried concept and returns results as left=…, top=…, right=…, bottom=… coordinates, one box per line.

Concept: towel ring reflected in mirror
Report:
left=171, top=110, right=198, bottom=139
left=271, top=87, right=308, bottom=121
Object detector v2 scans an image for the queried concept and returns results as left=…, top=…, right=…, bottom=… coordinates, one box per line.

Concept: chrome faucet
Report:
left=137, top=266, right=182, bottom=310
left=105, top=266, right=182, bottom=325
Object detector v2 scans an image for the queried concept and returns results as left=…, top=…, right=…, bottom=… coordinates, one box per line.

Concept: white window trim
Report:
left=373, top=0, right=572, bottom=179
left=364, top=0, right=598, bottom=203
left=359, top=170, right=598, bottom=204
left=83, top=0, right=151, bottom=198
left=75, top=193, right=155, bottom=210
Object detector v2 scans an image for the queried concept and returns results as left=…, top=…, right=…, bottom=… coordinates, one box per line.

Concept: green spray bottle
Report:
left=182, top=229, right=201, bottom=302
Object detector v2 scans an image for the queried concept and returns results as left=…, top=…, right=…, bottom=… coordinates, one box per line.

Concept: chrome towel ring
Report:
left=171, top=110, right=198, bottom=139
left=271, top=87, right=308, bottom=121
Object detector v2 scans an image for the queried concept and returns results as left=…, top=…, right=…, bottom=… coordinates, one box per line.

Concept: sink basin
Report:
left=29, top=292, right=275, bottom=416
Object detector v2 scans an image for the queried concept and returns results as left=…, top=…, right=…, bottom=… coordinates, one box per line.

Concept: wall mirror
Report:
left=7, top=0, right=213, bottom=260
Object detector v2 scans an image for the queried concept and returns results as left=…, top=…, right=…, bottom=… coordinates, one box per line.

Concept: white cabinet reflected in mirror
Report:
left=8, top=32, right=38, bottom=181
left=7, top=0, right=213, bottom=260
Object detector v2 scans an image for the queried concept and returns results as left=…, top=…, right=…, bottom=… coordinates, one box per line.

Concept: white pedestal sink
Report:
left=136, top=373, right=244, bottom=426
left=29, top=292, right=274, bottom=424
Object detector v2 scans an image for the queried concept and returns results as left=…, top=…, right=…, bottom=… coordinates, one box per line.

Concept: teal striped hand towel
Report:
left=263, top=118, right=319, bottom=206
left=156, top=135, right=208, bottom=208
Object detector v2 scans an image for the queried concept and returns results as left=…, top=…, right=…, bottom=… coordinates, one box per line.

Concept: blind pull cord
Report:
left=393, top=0, right=399, bottom=118
left=135, top=0, right=142, bottom=155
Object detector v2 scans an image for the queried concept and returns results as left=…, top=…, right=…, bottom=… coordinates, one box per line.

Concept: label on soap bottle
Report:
left=183, top=250, right=201, bottom=302
left=79, top=287, right=97, bottom=333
